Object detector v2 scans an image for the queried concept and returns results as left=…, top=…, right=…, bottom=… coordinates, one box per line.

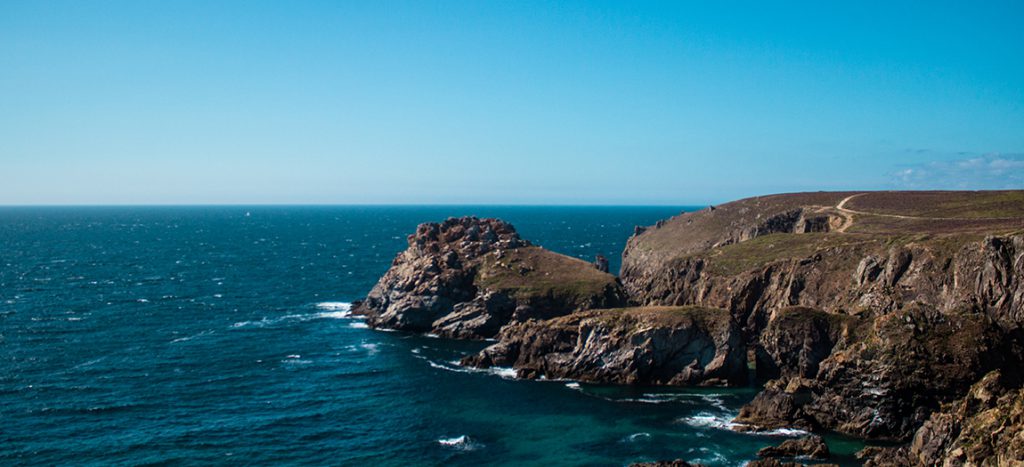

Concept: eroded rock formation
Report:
left=463, top=306, right=747, bottom=386
left=353, top=216, right=627, bottom=339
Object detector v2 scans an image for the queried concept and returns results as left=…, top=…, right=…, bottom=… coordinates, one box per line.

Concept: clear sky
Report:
left=2, top=1, right=1022, bottom=205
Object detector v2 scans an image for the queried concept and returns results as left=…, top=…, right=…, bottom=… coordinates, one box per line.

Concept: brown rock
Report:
left=464, top=306, right=748, bottom=386
left=732, top=383, right=817, bottom=432
left=757, top=435, right=830, bottom=459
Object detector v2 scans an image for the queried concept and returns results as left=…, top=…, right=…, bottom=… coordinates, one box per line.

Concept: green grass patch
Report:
left=474, top=246, right=616, bottom=301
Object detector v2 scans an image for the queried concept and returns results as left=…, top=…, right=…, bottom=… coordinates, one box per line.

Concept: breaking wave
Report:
left=438, top=435, right=484, bottom=451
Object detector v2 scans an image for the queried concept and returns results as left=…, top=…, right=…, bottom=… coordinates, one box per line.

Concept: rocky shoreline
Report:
left=354, top=191, right=1024, bottom=466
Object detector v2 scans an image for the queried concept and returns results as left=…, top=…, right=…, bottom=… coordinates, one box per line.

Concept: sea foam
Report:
left=426, top=360, right=518, bottom=379
left=622, top=432, right=651, bottom=443
left=438, top=435, right=483, bottom=451
left=677, top=412, right=739, bottom=430
left=230, top=303, right=358, bottom=329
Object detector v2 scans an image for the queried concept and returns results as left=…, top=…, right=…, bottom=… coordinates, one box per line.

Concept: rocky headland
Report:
left=355, top=191, right=1024, bottom=465
left=352, top=216, right=627, bottom=339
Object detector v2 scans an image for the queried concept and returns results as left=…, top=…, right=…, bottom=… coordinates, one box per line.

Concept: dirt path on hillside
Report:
left=834, top=193, right=1020, bottom=233
left=833, top=194, right=863, bottom=232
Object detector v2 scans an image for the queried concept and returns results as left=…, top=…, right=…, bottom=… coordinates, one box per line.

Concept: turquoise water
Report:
left=0, top=206, right=863, bottom=465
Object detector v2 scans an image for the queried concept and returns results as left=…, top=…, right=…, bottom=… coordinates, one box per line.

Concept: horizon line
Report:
left=0, top=202, right=710, bottom=208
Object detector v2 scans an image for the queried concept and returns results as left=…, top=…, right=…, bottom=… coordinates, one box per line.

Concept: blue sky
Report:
left=2, top=1, right=1022, bottom=205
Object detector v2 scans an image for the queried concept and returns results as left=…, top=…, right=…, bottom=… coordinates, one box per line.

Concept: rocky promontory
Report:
left=353, top=216, right=627, bottom=339
left=354, top=191, right=1024, bottom=464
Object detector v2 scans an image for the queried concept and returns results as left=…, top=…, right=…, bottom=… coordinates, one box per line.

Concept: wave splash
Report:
left=678, top=412, right=738, bottom=430
left=426, top=360, right=518, bottom=379
left=438, top=435, right=484, bottom=451
left=231, top=302, right=356, bottom=328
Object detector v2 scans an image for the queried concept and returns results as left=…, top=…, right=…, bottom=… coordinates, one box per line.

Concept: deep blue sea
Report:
left=0, top=206, right=864, bottom=466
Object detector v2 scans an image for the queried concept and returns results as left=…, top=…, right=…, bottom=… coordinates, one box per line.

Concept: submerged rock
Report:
left=464, top=306, right=748, bottom=386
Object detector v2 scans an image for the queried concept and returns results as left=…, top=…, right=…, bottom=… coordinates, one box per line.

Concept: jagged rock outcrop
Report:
left=757, top=435, right=830, bottom=460
left=463, top=306, right=748, bottom=386
left=733, top=381, right=818, bottom=432
left=354, top=217, right=627, bottom=339
left=619, top=191, right=1024, bottom=443
left=799, top=306, right=1008, bottom=439
left=755, top=306, right=854, bottom=381
left=737, top=305, right=1012, bottom=440
left=862, top=370, right=1024, bottom=466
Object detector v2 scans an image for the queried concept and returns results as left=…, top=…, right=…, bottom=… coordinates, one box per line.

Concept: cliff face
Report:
left=464, top=306, right=747, bottom=386
left=354, top=216, right=627, bottom=339
left=620, top=191, right=1024, bottom=441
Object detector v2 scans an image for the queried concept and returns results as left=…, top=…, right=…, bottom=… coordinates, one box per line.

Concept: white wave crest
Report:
left=316, top=302, right=352, bottom=311
left=622, top=432, right=651, bottom=443
left=316, top=311, right=352, bottom=319
left=690, top=447, right=728, bottom=465
left=438, top=435, right=483, bottom=451
left=171, top=330, right=214, bottom=343
left=622, top=396, right=676, bottom=404
left=488, top=367, right=517, bottom=378
left=427, top=360, right=518, bottom=379
left=231, top=306, right=359, bottom=329
left=677, top=412, right=739, bottom=430
left=698, top=394, right=730, bottom=411
left=753, top=427, right=810, bottom=436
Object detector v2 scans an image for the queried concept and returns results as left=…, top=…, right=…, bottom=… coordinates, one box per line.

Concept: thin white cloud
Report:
left=893, top=153, right=1024, bottom=190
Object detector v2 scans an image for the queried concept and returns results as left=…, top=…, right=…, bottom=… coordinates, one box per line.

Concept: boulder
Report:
left=757, top=435, right=830, bottom=459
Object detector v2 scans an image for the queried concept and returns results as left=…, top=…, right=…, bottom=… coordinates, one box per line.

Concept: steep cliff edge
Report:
left=621, top=191, right=1024, bottom=441
left=353, top=216, right=627, bottom=339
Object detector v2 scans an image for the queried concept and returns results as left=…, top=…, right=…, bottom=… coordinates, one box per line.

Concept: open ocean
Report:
left=0, top=206, right=865, bottom=466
